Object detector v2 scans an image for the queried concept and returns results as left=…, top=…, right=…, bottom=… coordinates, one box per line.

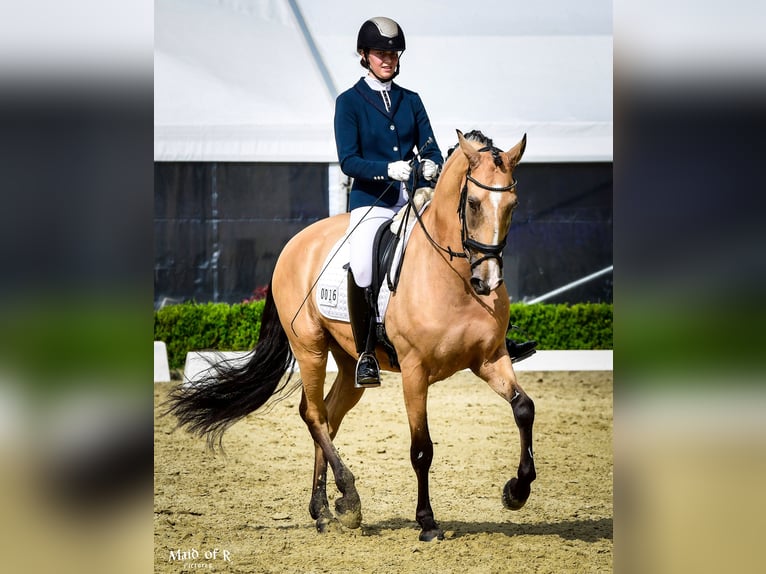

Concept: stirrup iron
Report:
left=354, top=352, right=381, bottom=388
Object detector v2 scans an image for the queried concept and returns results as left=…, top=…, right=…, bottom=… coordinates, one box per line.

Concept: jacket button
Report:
left=393, top=146, right=398, bottom=151
left=390, top=125, right=395, bottom=130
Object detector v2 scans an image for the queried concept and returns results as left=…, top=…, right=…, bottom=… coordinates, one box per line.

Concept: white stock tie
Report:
left=381, top=90, right=391, bottom=112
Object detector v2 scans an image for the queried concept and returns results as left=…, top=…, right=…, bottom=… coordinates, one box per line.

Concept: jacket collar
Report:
left=364, top=76, right=392, bottom=91
left=354, top=78, right=402, bottom=117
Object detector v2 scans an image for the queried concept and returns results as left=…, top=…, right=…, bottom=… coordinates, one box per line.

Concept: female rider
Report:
left=334, top=16, right=442, bottom=388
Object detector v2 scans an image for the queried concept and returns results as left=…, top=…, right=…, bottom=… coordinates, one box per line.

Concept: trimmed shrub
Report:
left=507, top=303, right=613, bottom=350
left=155, top=301, right=612, bottom=370
left=154, top=301, right=266, bottom=369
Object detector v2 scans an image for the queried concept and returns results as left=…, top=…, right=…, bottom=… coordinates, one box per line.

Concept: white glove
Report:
left=422, top=159, right=440, bottom=181
left=387, top=160, right=412, bottom=182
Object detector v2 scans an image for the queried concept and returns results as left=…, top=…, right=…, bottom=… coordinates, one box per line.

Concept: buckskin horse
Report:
left=166, top=130, right=536, bottom=542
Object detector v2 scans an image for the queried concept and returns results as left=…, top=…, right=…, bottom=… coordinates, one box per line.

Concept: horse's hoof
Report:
left=334, top=496, right=362, bottom=529
left=502, top=477, right=530, bottom=510
left=419, top=528, right=445, bottom=542
left=315, top=517, right=338, bottom=534
left=417, top=516, right=444, bottom=541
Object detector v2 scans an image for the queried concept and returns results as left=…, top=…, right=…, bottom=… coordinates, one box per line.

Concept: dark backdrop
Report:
left=154, top=162, right=611, bottom=305
left=154, top=162, right=328, bottom=304
left=504, top=162, right=613, bottom=303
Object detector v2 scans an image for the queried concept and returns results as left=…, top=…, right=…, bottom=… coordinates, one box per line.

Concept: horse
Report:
left=166, top=129, right=536, bottom=542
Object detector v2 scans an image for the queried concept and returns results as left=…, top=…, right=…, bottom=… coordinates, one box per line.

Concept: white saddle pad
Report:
left=315, top=205, right=423, bottom=323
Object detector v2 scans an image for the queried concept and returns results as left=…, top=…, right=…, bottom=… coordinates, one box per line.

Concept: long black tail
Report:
left=164, top=286, right=295, bottom=449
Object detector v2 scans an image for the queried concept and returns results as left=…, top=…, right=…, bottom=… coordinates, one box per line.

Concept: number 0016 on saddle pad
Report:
left=315, top=237, right=394, bottom=323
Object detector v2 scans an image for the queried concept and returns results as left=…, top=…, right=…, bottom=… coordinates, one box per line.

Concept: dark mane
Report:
left=446, top=130, right=493, bottom=158
left=447, top=130, right=503, bottom=167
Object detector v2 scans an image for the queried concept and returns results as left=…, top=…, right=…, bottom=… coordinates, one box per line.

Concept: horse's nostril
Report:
left=470, top=277, right=489, bottom=296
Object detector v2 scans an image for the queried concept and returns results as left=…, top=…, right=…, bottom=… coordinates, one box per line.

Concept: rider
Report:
left=334, top=16, right=442, bottom=388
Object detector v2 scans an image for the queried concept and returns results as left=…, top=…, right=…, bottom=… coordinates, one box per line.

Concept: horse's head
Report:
left=455, top=130, right=526, bottom=296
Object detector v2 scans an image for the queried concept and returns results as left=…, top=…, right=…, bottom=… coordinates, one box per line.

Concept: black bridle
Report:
left=406, top=144, right=517, bottom=273
left=458, top=148, right=518, bottom=272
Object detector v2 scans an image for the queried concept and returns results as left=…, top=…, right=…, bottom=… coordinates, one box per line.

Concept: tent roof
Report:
left=155, top=0, right=612, bottom=162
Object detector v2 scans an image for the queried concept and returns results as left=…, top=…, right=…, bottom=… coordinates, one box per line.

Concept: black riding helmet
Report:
left=357, top=17, right=405, bottom=80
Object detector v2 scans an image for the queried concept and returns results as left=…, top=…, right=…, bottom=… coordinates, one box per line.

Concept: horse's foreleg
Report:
left=476, top=357, right=537, bottom=510
left=504, top=385, right=536, bottom=510
left=402, top=375, right=444, bottom=541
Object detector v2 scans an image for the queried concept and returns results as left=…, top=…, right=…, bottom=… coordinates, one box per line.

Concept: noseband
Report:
left=457, top=146, right=517, bottom=272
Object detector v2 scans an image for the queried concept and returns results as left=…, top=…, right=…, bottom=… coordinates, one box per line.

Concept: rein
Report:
left=406, top=188, right=468, bottom=262
left=410, top=145, right=517, bottom=271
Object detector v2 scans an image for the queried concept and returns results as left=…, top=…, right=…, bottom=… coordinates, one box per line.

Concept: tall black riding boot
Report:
left=507, top=339, right=538, bottom=363
left=506, top=322, right=538, bottom=363
left=347, top=270, right=380, bottom=387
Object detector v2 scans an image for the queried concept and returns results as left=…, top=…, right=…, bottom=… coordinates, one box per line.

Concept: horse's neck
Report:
left=408, top=156, right=474, bottom=297
left=423, top=157, right=465, bottom=245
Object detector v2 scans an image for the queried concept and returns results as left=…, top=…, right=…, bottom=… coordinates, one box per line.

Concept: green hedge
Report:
left=155, top=301, right=266, bottom=369
left=507, top=302, right=613, bottom=350
left=155, top=301, right=612, bottom=370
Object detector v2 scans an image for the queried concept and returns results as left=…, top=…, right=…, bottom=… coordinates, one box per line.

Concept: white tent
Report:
left=155, top=0, right=612, bottom=163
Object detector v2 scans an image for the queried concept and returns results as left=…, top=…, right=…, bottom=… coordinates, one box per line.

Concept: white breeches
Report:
left=348, top=184, right=409, bottom=288
left=348, top=206, right=396, bottom=288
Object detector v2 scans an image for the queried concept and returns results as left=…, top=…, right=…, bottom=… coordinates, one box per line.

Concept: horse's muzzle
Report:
left=470, top=276, right=503, bottom=296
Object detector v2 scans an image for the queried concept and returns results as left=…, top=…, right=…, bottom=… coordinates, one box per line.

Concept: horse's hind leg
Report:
left=299, top=346, right=365, bottom=532
left=307, top=439, right=333, bottom=533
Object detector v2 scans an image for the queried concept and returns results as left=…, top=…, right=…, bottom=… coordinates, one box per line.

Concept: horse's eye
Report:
left=467, top=197, right=480, bottom=213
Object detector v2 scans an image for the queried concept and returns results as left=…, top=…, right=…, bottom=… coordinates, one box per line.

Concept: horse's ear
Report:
left=505, top=133, right=527, bottom=168
left=456, top=129, right=481, bottom=169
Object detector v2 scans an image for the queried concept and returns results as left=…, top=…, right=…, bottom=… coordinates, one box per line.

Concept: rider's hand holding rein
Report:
left=421, top=159, right=439, bottom=181
left=388, top=160, right=412, bottom=182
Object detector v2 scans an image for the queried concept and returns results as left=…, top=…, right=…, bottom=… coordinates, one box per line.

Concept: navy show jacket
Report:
left=334, top=78, right=444, bottom=210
